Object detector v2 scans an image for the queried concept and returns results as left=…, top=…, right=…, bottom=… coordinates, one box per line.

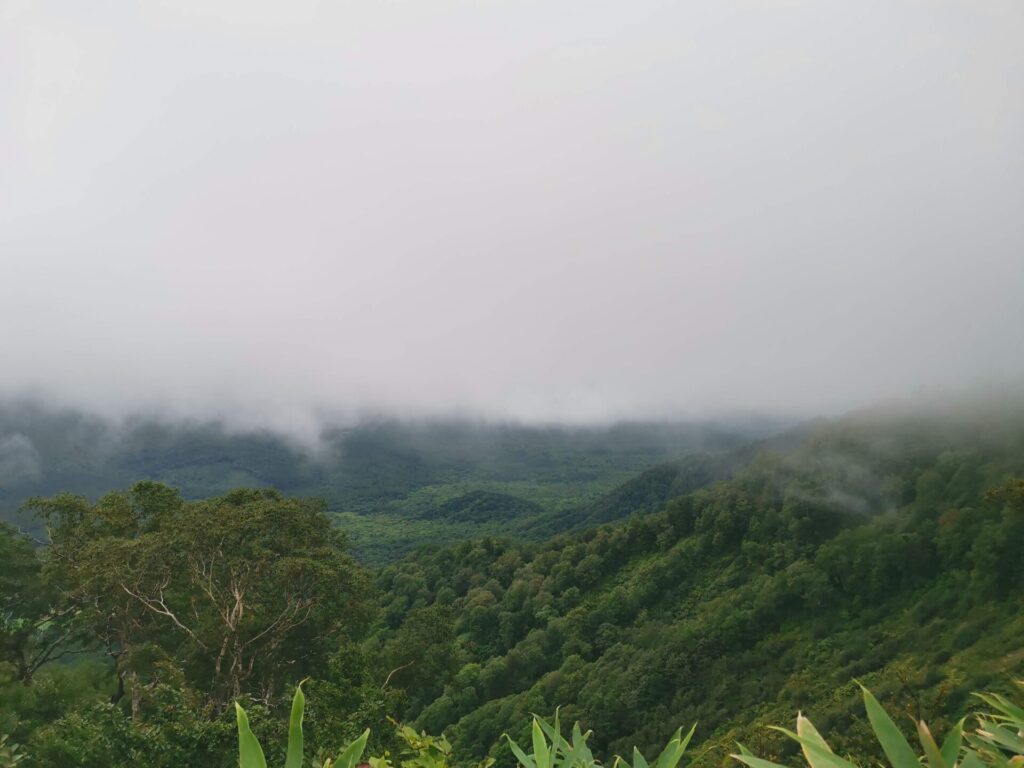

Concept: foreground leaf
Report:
left=940, top=720, right=965, bottom=768
left=335, top=729, right=370, bottom=768
left=285, top=684, right=306, bottom=768
left=236, top=702, right=268, bottom=768
left=861, top=685, right=920, bottom=768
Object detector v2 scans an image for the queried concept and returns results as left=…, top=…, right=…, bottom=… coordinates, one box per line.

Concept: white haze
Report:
left=2, top=1, right=1023, bottom=431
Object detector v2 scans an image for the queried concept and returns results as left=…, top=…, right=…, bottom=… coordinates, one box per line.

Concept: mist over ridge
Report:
left=4, top=4, right=1024, bottom=766
left=3, top=1, right=1023, bottom=427
left=2, top=385, right=1022, bottom=543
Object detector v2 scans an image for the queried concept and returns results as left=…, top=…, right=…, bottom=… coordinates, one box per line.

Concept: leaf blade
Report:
left=235, top=702, right=268, bottom=768
left=335, top=728, right=370, bottom=768
left=285, top=684, right=306, bottom=768
left=861, top=685, right=921, bottom=768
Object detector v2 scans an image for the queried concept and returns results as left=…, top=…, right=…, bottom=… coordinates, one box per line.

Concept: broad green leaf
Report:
left=731, top=752, right=791, bottom=768
left=633, top=746, right=650, bottom=768
left=976, top=725, right=1024, bottom=754
left=917, top=720, right=946, bottom=768
left=769, top=727, right=858, bottom=768
left=563, top=723, right=594, bottom=768
left=568, top=742, right=595, bottom=767
left=285, top=684, right=305, bottom=768
left=654, top=725, right=695, bottom=768
left=968, top=752, right=1013, bottom=768
left=506, top=734, right=537, bottom=768
left=335, top=728, right=370, bottom=768
left=797, top=714, right=838, bottom=768
left=236, top=702, right=268, bottom=768
left=653, top=728, right=682, bottom=768
left=535, top=713, right=568, bottom=754
left=940, top=720, right=965, bottom=768
left=570, top=723, right=594, bottom=756
left=975, top=694, right=1024, bottom=725
left=678, top=723, right=697, bottom=755
left=861, top=685, right=920, bottom=768
left=533, top=718, right=551, bottom=768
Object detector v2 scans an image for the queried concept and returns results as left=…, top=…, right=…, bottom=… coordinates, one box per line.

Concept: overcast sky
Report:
left=1, top=0, right=1022, bottom=428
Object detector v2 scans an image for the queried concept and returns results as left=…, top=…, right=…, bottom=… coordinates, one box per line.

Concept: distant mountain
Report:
left=0, top=400, right=780, bottom=550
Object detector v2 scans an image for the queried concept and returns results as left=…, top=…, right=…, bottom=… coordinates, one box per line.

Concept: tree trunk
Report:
left=16, top=653, right=33, bottom=686
left=129, top=671, right=142, bottom=720
left=110, top=672, right=125, bottom=705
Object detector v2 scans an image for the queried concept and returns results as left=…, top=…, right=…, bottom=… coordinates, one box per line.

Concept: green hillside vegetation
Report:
left=0, top=401, right=765, bottom=561
left=1, top=404, right=1022, bottom=767
left=338, top=454, right=746, bottom=564
left=421, top=491, right=545, bottom=524
left=373, top=411, right=1024, bottom=763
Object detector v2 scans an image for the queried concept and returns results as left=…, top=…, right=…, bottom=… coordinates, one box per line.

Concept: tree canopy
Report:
left=26, top=483, right=373, bottom=712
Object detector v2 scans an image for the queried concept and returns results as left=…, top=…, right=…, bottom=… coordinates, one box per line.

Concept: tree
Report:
left=383, top=604, right=459, bottom=713
left=0, top=522, right=79, bottom=684
left=29, top=483, right=374, bottom=713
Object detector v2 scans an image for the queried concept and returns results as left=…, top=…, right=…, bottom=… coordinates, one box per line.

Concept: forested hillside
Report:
left=2, top=404, right=1023, bottom=767
left=373, top=408, right=1024, bottom=763
left=0, top=401, right=768, bottom=561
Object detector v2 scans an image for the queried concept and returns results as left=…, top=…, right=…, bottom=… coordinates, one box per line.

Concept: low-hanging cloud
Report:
left=0, top=433, right=43, bottom=487
left=2, top=0, right=1023, bottom=429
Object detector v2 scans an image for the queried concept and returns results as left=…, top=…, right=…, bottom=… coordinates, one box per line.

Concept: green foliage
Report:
left=503, top=710, right=693, bottom=768
left=504, top=712, right=592, bottom=768
left=421, top=492, right=545, bottom=525
left=967, top=682, right=1024, bottom=765
left=236, top=701, right=269, bottom=768
left=237, top=694, right=691, bottom=768
left=1, top=404, right=755, bottom=562
left=11, top=678, right=1024, bottom=768
left=0, top=735, right=25, bottom=768
left=302, top=642, right=407, bottom=758
left=25, top=674, right=234, bottom=768
left=731, top=682, right=1024, bottom=768
left=0, top=660, right=110, bottom=750
left=0, top=522, right=79, bottom=684
left=28, top=483, right=374, bottom=711
left=3, top=406, right=1024, bottom=767
left=382, top=605, right=460, bottom=716
left=612, top=724, right=695, bottom=768
left=373, top=413, right=1024, bottom=760
left=373, top=723, right=472, bottom=768
left=236, top=684, right=370, bottom=768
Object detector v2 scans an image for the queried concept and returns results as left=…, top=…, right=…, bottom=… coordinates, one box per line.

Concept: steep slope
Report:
left=341, top=446, right=755, bottom=563
left=373, top=409, right=1024, bottom=764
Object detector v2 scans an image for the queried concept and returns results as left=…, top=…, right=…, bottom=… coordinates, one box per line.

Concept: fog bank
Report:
left=3, top=1, right=1022, bottom=427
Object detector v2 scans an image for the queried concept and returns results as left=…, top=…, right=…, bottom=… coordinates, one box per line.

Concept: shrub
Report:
left=232, top=681, right=1024, bottom=768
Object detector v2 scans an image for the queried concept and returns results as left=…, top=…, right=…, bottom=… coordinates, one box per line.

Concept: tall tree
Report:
left=29, top=482, right=374, bottom=712
left=0, top=522, right=79, bottom=684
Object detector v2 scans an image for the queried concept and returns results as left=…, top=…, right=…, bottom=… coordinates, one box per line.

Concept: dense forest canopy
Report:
left=1, top=403, right=1023, bottom=767
left=0, top=401, right=776, bottom=562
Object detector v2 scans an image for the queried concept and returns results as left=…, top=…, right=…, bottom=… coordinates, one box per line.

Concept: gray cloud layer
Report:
left=2, top=1, right=1022, bottom=428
